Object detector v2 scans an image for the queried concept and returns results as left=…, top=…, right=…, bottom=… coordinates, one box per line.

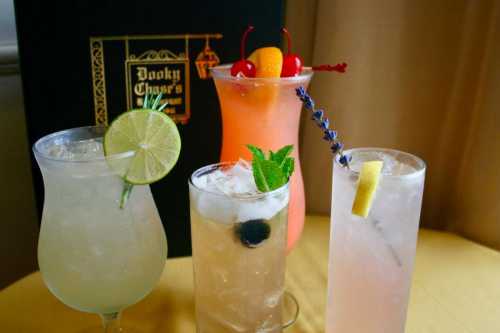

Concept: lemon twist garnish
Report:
left=352, top=161, right=383, bottom=218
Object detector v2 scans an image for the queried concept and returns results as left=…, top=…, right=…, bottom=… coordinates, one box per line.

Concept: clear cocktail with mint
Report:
left=189, top=144, right=297, bottom=332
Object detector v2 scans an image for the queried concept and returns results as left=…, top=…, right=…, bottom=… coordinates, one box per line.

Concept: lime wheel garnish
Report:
left=104, top=109, right=181, bottom=185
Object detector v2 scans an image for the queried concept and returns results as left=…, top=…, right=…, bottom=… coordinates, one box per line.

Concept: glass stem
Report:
left=101, top=312, right=122, bottom=333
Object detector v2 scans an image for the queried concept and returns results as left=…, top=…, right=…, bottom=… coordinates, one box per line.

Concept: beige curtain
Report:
left=287, top=0, right=500, bottom=248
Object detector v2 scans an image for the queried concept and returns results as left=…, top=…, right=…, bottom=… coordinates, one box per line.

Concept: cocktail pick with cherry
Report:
left=230, top=25, right=348, bottom=78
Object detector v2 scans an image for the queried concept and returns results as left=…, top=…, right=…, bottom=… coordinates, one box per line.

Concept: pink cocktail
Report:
left=326, top=148, right=426, bottom=332
left=211, top=65, right=312, bottom=251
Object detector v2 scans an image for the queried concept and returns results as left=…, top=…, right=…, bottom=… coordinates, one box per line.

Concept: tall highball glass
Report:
left=189, top=162, right=298, bottom=332
left=326, top=148, right=426, bottom=333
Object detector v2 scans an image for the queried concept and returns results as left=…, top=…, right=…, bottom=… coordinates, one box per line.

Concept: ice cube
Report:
left=194, top=190, right=238, bottom=224
left=348, top=150, right=417, bottom=177
left=192, top=172, right=208, bottom=189
left=389, top=160, right=417, bottom=176
left=192, top=161, right=289, bottom=223
left=46, top=138, right=104, bottom=161
left=207, top=160, right=258, bottom=196
left=237, top=193, right=289, bottom=222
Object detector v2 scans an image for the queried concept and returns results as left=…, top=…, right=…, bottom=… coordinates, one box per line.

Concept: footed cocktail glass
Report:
left=189, top=162, right=298, bottom=332
left=33, top=126, right=168, bottom=332
left=326, top=148, right=425, bottom=333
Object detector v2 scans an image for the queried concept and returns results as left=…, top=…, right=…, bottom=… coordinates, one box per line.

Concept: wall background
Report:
left=288, top=0, right=500, bottom=246
left=0, top=0, right=39, bottom=289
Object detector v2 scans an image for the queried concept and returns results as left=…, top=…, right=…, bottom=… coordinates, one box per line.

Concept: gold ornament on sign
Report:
left=195, top=36, right=220, bottom=79
left=90, top=33, right=223, bottom=125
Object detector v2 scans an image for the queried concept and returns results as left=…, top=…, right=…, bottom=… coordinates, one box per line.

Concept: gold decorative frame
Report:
left=90, top=39, right=108, bottom=125
left=89, top=34, right=222, bottom=126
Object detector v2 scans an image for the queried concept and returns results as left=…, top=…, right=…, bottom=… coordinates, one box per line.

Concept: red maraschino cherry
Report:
left=280, top=28, right=303, bottom=77
left=231, top=26, right=257, bottom=77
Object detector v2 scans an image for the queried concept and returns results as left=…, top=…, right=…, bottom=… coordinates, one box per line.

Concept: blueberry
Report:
left=235, top=219, right=271, bottom=248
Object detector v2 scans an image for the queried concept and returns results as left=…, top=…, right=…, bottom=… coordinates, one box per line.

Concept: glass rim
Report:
left=189, top=161, right=289, bottom=201
left=210, top=64, right=313, bottom=83
left=33, top=125, right=135, bottom=163
left=334, top=147, right=426, bottom=180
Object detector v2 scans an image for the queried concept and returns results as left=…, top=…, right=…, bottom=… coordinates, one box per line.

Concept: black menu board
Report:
left=14, top=0, right=285, bottom=257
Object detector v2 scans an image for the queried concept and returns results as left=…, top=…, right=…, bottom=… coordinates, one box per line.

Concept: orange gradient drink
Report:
left=211, top=65, right=312, bottom=251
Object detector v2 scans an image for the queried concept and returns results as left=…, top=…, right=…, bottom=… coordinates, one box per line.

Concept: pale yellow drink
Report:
left=35, top=127, right=167, bottom=315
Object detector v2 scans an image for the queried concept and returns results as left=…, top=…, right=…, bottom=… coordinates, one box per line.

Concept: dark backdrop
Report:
left=14, top=0, right=285, bottom=257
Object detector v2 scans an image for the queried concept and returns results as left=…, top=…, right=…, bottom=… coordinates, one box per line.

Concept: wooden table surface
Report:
left=1, top=216, right=499, bottom=332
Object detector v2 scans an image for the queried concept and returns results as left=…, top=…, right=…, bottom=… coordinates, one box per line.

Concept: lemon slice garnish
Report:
left=352, top=161, right=383, bottom=218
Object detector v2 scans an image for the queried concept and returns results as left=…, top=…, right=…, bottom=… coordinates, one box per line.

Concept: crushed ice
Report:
left=46, top=138, right=104, bottom=161
left=192, top=160, right=289, bottom=224
left=349, top=151, right=417, bottom=176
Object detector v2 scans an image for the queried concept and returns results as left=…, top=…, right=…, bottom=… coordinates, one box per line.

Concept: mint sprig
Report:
left=247, top=144, right=295, bottom=192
